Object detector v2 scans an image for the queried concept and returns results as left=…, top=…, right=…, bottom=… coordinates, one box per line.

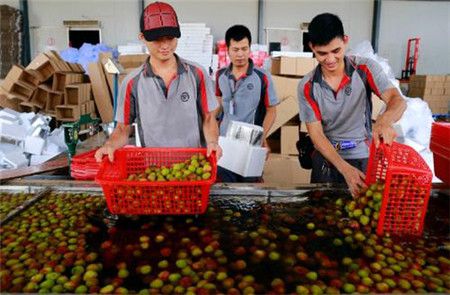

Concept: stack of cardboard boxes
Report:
left=0, top=5, right=22, bottom=78
left=408, top=75, right=450, bottom=114
left=0, top=51, right=98, bottom=121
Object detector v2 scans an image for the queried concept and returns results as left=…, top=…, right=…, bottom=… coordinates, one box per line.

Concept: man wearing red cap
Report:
left=96, top=2, right=221, bottom=162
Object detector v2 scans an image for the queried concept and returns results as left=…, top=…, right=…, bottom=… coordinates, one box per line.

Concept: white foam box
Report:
left=218, top=136, right=268, bottom=177
left=24, top=136, right=46, bottom=155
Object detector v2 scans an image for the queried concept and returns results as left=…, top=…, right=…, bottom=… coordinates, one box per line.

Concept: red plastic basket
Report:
left=95, top=147, right=217, bottom=215
left=430, top=122, right=450, bottom=184
left=70, top=149, right=101, bottom=180
left=365, top=141, right=432, bottom=236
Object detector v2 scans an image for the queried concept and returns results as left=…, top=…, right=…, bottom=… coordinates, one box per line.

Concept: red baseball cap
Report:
left=140, top=2, right=181, bottom=41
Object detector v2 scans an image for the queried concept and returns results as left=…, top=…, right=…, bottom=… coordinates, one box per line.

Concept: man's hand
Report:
left=372, top=118, right=397, bottom=147
left=95, top=144, right=116, bottom=163
left=341, top=163, right=367, bottom=197
left=207, top=142, right=222, bottom=160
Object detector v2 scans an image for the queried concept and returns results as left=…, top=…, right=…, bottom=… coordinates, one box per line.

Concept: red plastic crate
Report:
left=430, top=122, right=450, bottom=184
left=70, top=149, right=100, bottom=180
left=365, top=141, right=432, bottom=236
left=95, top=147, right=217, bottom=215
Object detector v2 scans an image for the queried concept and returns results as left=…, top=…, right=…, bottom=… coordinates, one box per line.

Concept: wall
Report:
left=1, top=0, right=19, bottom=9
left=378, top=0, right=450, bottom=76
left=265, top=0, right=373, bottom=51
left=2, top=0, right=449, bottom=75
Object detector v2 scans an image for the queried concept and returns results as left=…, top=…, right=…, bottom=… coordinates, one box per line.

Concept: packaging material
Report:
left=218, top=136, right=268, bottom=177
left=0, top=149, right=28, bottom=170
left=393, top=97, right=433, bottom=148
left=24, top=135, right=46, bottom=155
left=60, top=43, right=115, bottom=72
left=0, top=89, right=20, bottom=111
left=264, top=153, right=311, bottom=184
left=268, top=95, right=299, bottom=136
left=118, top=54, right=148, bottom=69
left=408, top=75, right=450, bottom=114
left=52, top=72, right=84, bottom=92
left=226, top=121, right=264, bottom=146
left=176, top=23, right=213, bottom=70
left=271, top=56, right=317, bottom=77
left=55, top=105, right=81, bottom=122
left=281, top=125, right=299, bottom=155
left=271, top=75, right=301, bottom=102
left=88, top=62, right=113, bottom=122
left=64, top=83, right=91, bottom=105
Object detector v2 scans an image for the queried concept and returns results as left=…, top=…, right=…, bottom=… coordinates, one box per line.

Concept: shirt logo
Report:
left=344, top=86, right=352, bottom=95
left=180, top=92, right=190, bottom=102
left=247, top=83, right=254, bottom=90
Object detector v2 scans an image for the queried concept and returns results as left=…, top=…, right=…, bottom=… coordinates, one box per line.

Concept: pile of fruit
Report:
left=0, top=187, right=448, bottom=294
left=0, top=192, right=34, bottom=220
left=126, top=154, right=213, bottom=182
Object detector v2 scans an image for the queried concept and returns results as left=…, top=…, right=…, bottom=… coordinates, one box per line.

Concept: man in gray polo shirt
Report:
left=216, top=25, right=279, bottom=182
left=298, top=13, right=406, bottom=196
left=95, top=2, right=221, bottom=162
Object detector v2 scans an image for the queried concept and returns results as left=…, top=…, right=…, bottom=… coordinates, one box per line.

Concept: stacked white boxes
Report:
left=177, top=23, right=213, bottom=71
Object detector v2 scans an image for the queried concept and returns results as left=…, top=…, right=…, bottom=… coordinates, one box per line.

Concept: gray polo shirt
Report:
left=216, top=59, right=279, bottom=135
left=115, top=55, right=218, bottom=147
left=298, top=55, right=395, bottom=159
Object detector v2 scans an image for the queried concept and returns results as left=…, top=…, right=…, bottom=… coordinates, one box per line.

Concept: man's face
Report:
left=228, top=38, right=250, bottom=68
left=310, top=36, right=348, bottom=73
left=140, top=34, right=178, bottom=61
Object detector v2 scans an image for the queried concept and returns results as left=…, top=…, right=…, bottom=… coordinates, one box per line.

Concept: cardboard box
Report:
left=88, top=62, right=113, bottom=122
left=30, top=85, right=51, bottom=108
left=271, top=75, right=301, bottom=102
left=68, top=63, right=85, bottom=73
left=218, top=136, right=268, bottom=177
left=0, top=87, right=20, bottom=111
left=64, top=83, right=91, bottom=105
left=26, top=53, right=55, bottom=82
left=271, top=57, right=317, bottom=77
left=264, top=153, right=311, bottom=184
left=431, top=87, right=445, bottom=96
left=281, top=126, right=299, bottom=155
left=1, top=65, right=38, bottom=90
left=52, top=73, right=84, bottom=92
left=56, top=105, right=81, bottom=121
left=118, top=54, right=148, bottom=69
left=267, top=95, right=299, bottom=136
left=46, top=91, right=63, bottom=112
left=19, top=101, right=40, bottom=113
left=4, top=80, right=35, bottom=101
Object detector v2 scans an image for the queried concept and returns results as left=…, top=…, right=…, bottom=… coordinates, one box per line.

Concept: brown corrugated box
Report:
left=55, top=105, right=81, bottom=121
left=64, top=83, right=91, bottom=105
left=52, top=72, right=84, bottom=92
left=264, top=153, right=311, bottom=184
left=271, top=75, right=301, bottom=102
left=118, top=54, right=148, bottom=69
left=271, top=57, right=317, bottom=77
left=267, top=95, right=299, bottom=136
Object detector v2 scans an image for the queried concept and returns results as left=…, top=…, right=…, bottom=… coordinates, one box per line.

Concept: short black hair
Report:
left=308, top=13, right=344, bottom=46
left=225, top=25, right=252, bottom=47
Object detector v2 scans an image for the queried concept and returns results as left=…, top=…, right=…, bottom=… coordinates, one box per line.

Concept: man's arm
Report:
left=95, top=123, right=131, bottom=162
left=307, top=121, right=366, bottom=196
left=203, top=108, right=222, bottom=159
left=373, top=88, right=406, bottom=147
left=262, top=106, right=276, bottom=151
